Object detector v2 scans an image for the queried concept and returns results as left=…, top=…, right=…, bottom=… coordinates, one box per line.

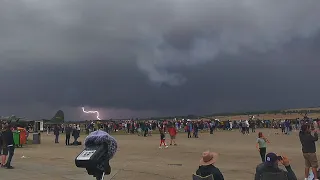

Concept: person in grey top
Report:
left=256, top=132, right=270, bottom=162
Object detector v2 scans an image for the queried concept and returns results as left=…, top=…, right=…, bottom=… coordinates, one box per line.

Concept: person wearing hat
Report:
left=254, top=153, right=297, bottom=180
left=194, top=151, right=224, bottom=180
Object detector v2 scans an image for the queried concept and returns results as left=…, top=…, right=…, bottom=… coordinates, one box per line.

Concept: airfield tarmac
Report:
left=0, top=129, right=313, bottom=180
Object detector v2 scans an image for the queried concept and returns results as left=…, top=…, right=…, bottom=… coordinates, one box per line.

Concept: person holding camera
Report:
left=254, top=153, right=297, bottom=180
left=299, top=124, right=319, bottom=180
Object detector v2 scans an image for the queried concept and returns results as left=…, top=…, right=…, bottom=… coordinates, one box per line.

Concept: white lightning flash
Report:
left=82, top=107, right=101, bottom=120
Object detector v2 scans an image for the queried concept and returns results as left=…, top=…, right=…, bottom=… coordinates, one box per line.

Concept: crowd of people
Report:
left=2, top=116, right=320, bottom=179
left=193, top=121, right=320, bottom=180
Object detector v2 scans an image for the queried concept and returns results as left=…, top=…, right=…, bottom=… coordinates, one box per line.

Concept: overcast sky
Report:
left=1, top=0, right=320, bottom=120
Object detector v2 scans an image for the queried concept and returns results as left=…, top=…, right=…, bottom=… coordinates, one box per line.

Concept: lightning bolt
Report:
left=82, top=107, right=101, bottom=120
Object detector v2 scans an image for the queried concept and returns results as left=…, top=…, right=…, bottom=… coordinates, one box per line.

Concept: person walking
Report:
left=256, top=132, right=270, bottom=162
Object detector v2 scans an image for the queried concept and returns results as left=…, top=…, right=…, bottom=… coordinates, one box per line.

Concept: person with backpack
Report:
left=254, top=153, right=297, bottom=180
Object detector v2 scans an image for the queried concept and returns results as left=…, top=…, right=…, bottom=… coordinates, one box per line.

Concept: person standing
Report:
left=159, top=129, right=168, bottom=149
left=53, top=125, right=60, bottom=143
left=2, top=124, right=15, bottom=169
left=250, top=120, right=256, bottom=133
left=256, top=132, right=270, bottom=162
left=0, top=125, right=6, bottom=167
left=168, top=126, right=177, bottom=146
left=65, top=124, right=72, bottom=146
left=187, top=122, right=192, bottom=138
left=72, top=125, right=80, bottom=145
left=299, top=125, right=319, bottom=180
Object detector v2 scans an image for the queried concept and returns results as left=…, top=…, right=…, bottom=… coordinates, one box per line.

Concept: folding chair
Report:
left=192, top=174, right=214, bottom=180
left=260, top=172, right=288, bottom=180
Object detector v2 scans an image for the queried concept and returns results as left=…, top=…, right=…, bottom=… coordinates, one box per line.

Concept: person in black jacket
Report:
left=299, top=124, right=319, bottom=179
left=65, top=124, right=72, bottom=146
left=195, top=151, right=224, bottom=180
left=2, top=124, right=15, bottom=169
left=53, top=125, right=60, bottom=143
left=254, top=153, right=297, bottom=180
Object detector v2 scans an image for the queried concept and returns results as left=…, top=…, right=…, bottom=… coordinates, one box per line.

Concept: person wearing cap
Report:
left=194, top=151, right=224, bottom=180
left=254, top=153, right=297, bottom=180
left=299, top=124, right=319, bottom=180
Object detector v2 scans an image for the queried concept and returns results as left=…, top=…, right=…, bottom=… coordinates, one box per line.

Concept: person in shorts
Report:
left=299, top=124, right=319, bottom=180
left=168, top=126, right=177, bottom=146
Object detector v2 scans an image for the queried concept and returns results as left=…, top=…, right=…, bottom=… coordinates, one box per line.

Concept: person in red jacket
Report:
left=168, top=127, right=177, bottom=146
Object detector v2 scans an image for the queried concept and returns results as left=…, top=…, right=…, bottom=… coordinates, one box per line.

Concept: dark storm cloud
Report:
left=1, top=0, right=320, bottom=120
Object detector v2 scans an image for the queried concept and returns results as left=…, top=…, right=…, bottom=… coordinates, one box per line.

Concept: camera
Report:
left=75, top=143, right=110, bottom=180
left=75, top=130, right=117, bottom=180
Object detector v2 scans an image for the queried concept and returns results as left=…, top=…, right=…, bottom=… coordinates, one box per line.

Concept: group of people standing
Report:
left=53, top=124, right=81, bottom=145
left=252, top=121, right=320, bottom=180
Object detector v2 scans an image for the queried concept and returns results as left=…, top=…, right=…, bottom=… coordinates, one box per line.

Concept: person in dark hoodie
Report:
left=254, top=152, right=297, bottom=180
left=2, top=124, right=15, bottom=169
left=299, top=124, right=319, bottom=180
left=72, top=125, right=80, bottom=145
left=194, top=151, right=224, bottom=180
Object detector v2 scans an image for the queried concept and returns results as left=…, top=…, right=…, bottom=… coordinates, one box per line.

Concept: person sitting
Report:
left=254, top=153, right=297, bottom=180
left=193, top=151, right=224, bottom=180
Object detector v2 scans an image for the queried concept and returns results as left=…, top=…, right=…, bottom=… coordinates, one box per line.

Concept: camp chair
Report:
left=260, top=171, right=288, bottom=180
left=192, top=174, right=214, bottom=180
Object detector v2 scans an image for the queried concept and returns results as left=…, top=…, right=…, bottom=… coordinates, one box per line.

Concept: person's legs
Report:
left=304, top=153, right=312, bottom=178
left=55, top=134, right=58, bottom=143
left=159, top=139, right=164, bottom=147
left=172, top=136, right=177, bottom=145
left=66, top=134, right=70, bottom=145
left=74, top=137, right=78, bottom=144
left=1, top=148, right=8, bottom=166
left=5, top=146, right=14, bottom=168
left=310, top=153, right=319, bottom=179
left=259, top=148, right=266, bottom=162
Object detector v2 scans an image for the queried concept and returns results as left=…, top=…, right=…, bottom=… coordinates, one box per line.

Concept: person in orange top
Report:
left=168, top=126, right=177, bottom=146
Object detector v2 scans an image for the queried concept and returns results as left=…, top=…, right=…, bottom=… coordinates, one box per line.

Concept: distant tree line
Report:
left=144, top=109, right=320, bottom=121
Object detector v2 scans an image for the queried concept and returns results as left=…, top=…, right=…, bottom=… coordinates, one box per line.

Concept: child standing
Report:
left=159, top=129, right=168, bottom=149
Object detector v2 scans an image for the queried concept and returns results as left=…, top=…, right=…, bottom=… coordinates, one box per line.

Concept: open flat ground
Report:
left=0, top=129, right=316, bottom=180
